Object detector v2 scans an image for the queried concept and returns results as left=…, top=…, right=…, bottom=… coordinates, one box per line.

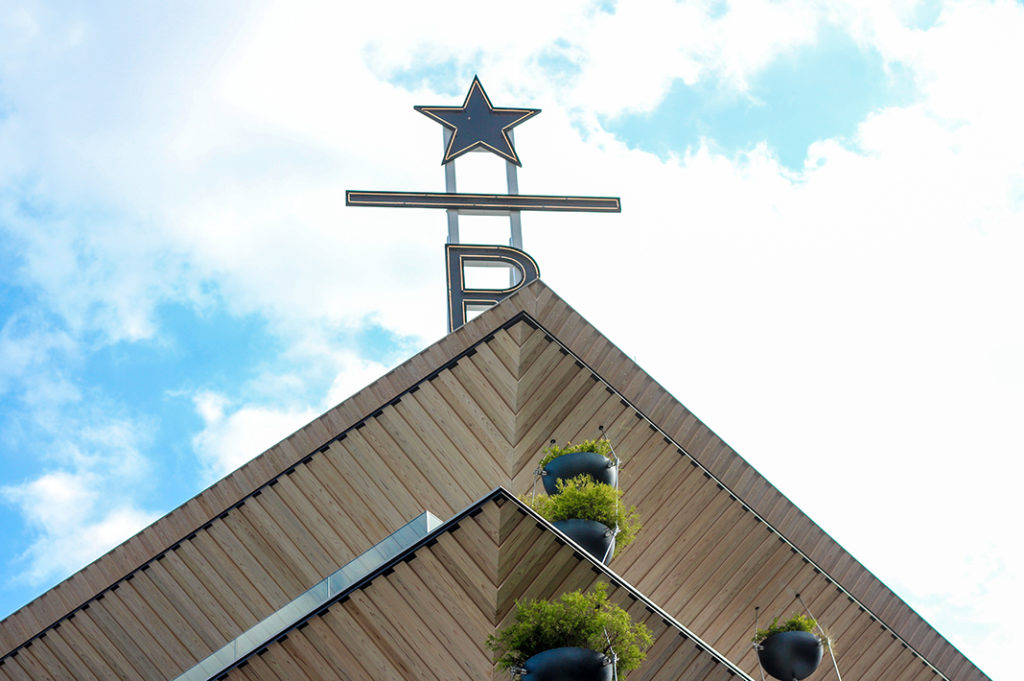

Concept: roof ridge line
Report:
left=0, top=309, right=542, bottom=661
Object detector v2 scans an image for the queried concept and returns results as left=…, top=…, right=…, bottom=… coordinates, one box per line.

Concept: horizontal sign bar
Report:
left=346, top=190, right=621, bottom=213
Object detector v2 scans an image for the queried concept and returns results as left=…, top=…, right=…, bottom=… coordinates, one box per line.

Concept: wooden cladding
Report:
left=0, top=280, right=988, bottom=681
left=219, top=498, right=737, bottom=681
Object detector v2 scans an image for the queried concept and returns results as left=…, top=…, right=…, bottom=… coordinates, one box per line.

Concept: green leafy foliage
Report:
left=486, top=583, right=653, bottom=674
left=538, top=438, right=615, bottom=468
left=526, top=475, right=642, bottom=550
left=752, top=613, right=818, bottom=644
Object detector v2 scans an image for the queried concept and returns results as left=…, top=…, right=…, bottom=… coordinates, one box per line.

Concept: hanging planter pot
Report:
left=553, top=519, right=616, bottom=563
left=537, top=439, right=617, bottom=495
left=525, top=477, right=641, bottom=564
left=757, top=631, right=823, bottom=681
left=521, top=647, right=613, bottom=681
left=486, top=584, right=653, bottom=680
left=542, top=451, right=617, bottom=495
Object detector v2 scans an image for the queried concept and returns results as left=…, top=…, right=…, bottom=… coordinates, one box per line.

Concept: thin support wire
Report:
left=531, top=438, right=556, bottom=501
left=598, top=425, right=622, bottom=564
left=603, top=627, right=620, bottom=681
left=598, top=424, right=623, bottom=472
left=753, top=606, right=768, bottom=681
left=795, top=593, right=843, bottom=681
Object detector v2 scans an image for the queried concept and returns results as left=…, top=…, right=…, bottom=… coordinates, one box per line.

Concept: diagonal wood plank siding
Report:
left=0, top=280, right=990, bottom=681
left=218, top=497, right=744, bottom=681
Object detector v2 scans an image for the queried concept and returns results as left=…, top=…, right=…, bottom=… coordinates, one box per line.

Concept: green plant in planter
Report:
left=752, top=613, right=818, bottom=644
left=526, top=475, right=642, bottom=550
left=538, top=438, right=614, bottom=469
left=486, top=582, right=653, bottom=674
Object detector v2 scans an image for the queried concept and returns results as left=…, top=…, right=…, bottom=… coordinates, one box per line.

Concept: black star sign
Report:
left=415, top=76, right=540, bottom=166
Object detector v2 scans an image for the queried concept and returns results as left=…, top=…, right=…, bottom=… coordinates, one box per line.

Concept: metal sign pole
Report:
left=443, top=128, right=460, bottom=245
left=506, top=130, right=523, bottom=250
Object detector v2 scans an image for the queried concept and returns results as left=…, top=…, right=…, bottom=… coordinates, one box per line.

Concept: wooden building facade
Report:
left=0, top=280, right=991, bottom=680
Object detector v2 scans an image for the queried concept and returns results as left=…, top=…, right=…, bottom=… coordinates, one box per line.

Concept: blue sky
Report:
left=2, top=1, right=1023, bottom=678
left=606, top=26, right=915, bottom=168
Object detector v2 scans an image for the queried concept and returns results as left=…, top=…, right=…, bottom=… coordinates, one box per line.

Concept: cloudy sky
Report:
left=1, top=0, right=1021, bottom=678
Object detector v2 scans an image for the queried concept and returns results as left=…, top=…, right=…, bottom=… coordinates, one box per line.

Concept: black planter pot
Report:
left=542, top=452, right=617, bottom=495
left=757, top=631, right=823, bottom=681
left=521, top=646, right=612, bottom=681
left=553, top=519, right=616, bottom=563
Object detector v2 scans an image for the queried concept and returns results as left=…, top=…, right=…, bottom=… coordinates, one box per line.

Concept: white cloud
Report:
left=190, top=349, right=391, bottom=482
left=0, top=409, right=161, bottom=587
left=1, top=471, right=158, bottom=585
left=2, top=0, right=1022, bottom=676
left=0, top=303, right=162, bottom=591
left=324, top=352, right=394, bottom=407
left=0, top=313, right=76, bottom=395
left=0, top=0, right=877, bottom=349
left=192, top=394, right=318, bottom=482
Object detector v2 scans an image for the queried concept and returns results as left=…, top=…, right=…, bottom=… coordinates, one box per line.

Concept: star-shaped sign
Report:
left=415, top=76, right=540, bottom=166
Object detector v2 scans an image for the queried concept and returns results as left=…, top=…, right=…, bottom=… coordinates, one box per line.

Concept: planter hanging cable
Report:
left=604, top=626, right=620, bottom=681
left=753, top=607, right=768, bottom=681
left=531, top=439, right=557, bottom=501
left=795, top=593, right=843, bottom=681
left=600, top=425, right=622, bottom=564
